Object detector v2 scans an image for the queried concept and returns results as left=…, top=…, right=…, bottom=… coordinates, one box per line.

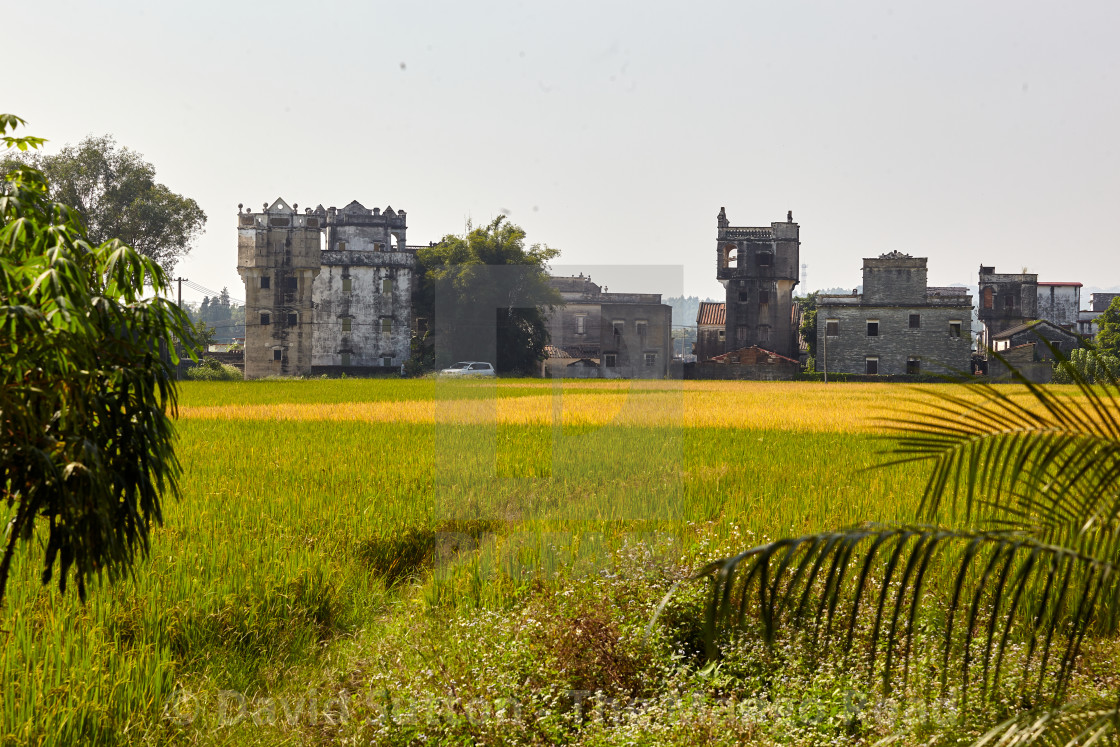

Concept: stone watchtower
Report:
left=715, top=208, right=800, bottom=358
left=236, top=198, right=322, bottom=378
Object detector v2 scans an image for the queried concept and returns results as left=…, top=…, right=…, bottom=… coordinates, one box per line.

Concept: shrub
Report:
left=185, top=357, right=241, bottom=381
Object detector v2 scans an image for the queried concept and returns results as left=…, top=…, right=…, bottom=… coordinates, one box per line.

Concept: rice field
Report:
left=0, top=379, right=1093, bottom=745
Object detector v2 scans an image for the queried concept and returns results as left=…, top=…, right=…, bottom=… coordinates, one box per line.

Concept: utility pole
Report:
left=173, top=277, right=188, bottom=380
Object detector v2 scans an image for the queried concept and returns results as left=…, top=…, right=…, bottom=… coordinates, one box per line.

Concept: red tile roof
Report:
left=696, top=302, right=726, bottom=326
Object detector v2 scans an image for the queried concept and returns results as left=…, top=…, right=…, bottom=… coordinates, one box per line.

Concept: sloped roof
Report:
left=991, top=318, right=1079, bottom=340
left=697, top=302, right=726, bottom=326
left=709, top=346, right=799, bottom=365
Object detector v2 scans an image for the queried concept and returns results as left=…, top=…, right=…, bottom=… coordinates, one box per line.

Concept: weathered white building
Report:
left=1036, top=281, right=1081, bottom=329
left=237, top=198, right=416, bottom=378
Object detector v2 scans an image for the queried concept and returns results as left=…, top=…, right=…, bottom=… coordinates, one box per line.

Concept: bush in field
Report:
left=1052, top=347, right=1120, bottom=384
left=0, top=114, right=196, bottom=605
left=185, top=357, right=242, bottom=381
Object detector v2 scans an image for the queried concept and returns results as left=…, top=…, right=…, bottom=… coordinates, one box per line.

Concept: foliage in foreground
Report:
left=700, top=349, right=1120, bottom=743
left=0, top=114, right=196, bottom=605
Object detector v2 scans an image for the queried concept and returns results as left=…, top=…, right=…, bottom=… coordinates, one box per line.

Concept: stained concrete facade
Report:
left=236, top=198, right=322, bottom=379
left=1036, top=282, right=1082, bottom=329
left=977, top=266, right=1038, bottom=350
left=237, top=198, right=415, bottom=378
left=544, top=275, right=673, bottom=378
left=716, top=208, right=800, bottom=359
left=817, top=253, right=973, bottom=376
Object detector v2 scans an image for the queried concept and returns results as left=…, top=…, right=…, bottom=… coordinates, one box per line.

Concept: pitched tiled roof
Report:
left=709, top=346, right=799, bottom=365
left=696, top=302, right=726, bottom=326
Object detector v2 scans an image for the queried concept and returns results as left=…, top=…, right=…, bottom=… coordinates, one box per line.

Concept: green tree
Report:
left=414, top=216, right=561, bottom=374
left=0, top=115, right=196, bottom=605
left=0, top=133, right=205, bottom=274
left=695, top=350, right=1120, bottom=742
left=796, top=291, right=818, bottom=358
left=1097, top=296, right=1120, bottom=356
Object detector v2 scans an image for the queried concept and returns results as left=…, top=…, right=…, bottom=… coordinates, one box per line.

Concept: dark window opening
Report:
left=342, top=277, right=352, bottom=292
left=738, top=292, right=749, bottom=302
left=909, top=314, right=921, bottom=329
left=757, top=253, right=773, bottom=267
left=907, top=358, right=921, bottom=375
left=644, top=353, right=656, bottom=367
left=260, top=276, right=270, bottom=289
left=604, top=353, right=617, bottom=368
left=612, top=321, right=624, bottom=336
left=949, top=322, right=962, bottom=338
left=342, top=318, right=351, bottom=332
left=983, top=287, right=993, bottom=309
left=284, top=277, right=298, bottom=291
left=866, top=358, right=879, bottom=375
left=383, top=357, right=393, bottom=367
left=1005, top=295, right=1015, bottom=309
left=758, top=290, right=770, bottom=304
left=287, top=313, right=298, bottom=327
left=635, top=321, right=647, bottom=336
left=337, top=241, right=347, bottom=251
left=867, top=321, right=879, bottom=337
left=826, top=320, right=839, bottom=336
left=260, top=312, right=271, bottom=326
left=273, top=349, right=282, bottom=361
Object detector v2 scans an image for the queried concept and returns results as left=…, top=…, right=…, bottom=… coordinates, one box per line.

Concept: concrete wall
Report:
left=312, top=254, right=413, bottom=368
left=978, top=267, right=1038, bottom=347
left=1036, top=284, right=1080, bottom=328
left=863, top=255, right=927, bottom=304
left=599, top=302, right=672, bottom=378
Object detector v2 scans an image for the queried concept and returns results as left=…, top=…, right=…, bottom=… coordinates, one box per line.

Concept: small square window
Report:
left=736, top=326, right=748, bottom=343
left=909, top=314, right=921, bottom=329
left=758, top=290, right=770, bottom=304
left=612, top=320, right=624, bottom=336
left=260, top=276, right=270, bottom=289
left=738, top=292, right=749, bottom=302
left=1005, top=296, right=1014, bottom=309
left=273, top=348, right=282, bottom=361
left=826, top=320, right=839, bottom=337
left=604, top=353, right=617, bottom=368
left=287, top=313, right=297, bottom=327
left=757, top=325, right=770, bottom=342
left=644, top=353, right=656, bottom=367
left=383, top=357, right=393, bottom=367
left=949, top=321, right=962, bottom=338
left=342, top=277, right=352, bottom=293
left=867, top=321, right=879, bottom=337
left=284, top=277, right=297, bottom=291
left=757, top=253, right=773, bottom=267
left=718, top=330, right=726, bottom=341
left=260, top=312, right=271, bottom=326
left=865, top=357, right=879, bottom=375
left=337, top=241, right=347, bottom=251
left=635, top=320, right=648, bottom=336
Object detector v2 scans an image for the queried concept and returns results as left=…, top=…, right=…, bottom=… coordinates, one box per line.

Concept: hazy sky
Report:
left=9, top=0, right=1120, bottom=304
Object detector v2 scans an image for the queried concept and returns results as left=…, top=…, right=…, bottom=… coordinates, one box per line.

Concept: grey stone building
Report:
left=817, top=253, right=973, bottom=376
left=237, top=198, right=416, bottom=379
left=543, top=274, right=673, bottom=378
left=977, top=266, right=1038, bottom=350
left=716, top=208, right=800, bottom=360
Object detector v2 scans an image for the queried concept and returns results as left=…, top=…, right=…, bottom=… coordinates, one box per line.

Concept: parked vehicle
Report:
left=438, top=361, right=496, bottom=376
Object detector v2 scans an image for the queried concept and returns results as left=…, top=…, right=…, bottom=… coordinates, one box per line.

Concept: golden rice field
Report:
left=0, top=379, right=1097, bottom=746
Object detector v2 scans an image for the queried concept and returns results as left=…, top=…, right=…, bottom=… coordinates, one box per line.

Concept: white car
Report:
left=439, top=361, right=496, bottom=376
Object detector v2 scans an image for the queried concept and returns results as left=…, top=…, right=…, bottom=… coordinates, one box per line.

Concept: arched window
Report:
left=722, top=243, right=738, bottom=269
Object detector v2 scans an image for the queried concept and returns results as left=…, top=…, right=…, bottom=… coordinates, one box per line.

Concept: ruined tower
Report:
left=977, top=266, right=1038, bottom=351
left=236, top=198, right=321, bottom=378
left=716, top=207, right=800, bottom=359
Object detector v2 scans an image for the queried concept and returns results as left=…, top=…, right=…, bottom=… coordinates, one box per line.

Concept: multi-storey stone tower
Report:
left=311, top=201, right=414, bottom=369
left=236, top=198, right=321, bottom=378
left=715, top=207, right=800, bottom=359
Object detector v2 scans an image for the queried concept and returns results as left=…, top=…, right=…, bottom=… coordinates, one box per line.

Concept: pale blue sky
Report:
left=8, top=0, right=1120, bottom=302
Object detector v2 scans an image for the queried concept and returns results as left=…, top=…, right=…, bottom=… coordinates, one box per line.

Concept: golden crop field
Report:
left=0, top=379, right=1094, bottom=746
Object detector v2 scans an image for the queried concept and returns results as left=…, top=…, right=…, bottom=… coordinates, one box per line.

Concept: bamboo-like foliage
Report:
left=696, top=343, right=1120, bottom=719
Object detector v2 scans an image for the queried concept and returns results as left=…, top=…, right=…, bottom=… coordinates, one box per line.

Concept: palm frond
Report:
left=975, top=699, right=1120, bottom=746
left=696, top=523, right=1114, bottom=704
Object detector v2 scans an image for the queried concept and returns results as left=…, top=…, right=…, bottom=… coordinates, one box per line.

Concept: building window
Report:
left=644, top=353, right=656, bottom=367
left=949, top=321, right=962, bottom=338
left=260, top=276, right=270, bottom=289
left=718, top=330, right=726, bottom=341
left=284, top=277, right=297, bottom=291
left=757, top=325, right=770, bottom=343
left=260, top=311, right=271, bottom=326
left=575, top=315, right=586, bottom=335
left=604, top=353, right=617, bottom=368
left=867, top=321, right=879, bottom=337
left=342, top=277, right=352, bottom=293
left=907, top=358, right=921, bottom=375
left=272, top=348, right=282, bottom=361
left=382, top=278, right=393, bottom=294
left=738, top=292, right=749, bottom=302
left=736, top=326, right=748, bottom=343
left=909, top=314, right=921, bottom=329
left=337, top=241, right=347, bottom=251
left=757, top=252, right=773, bottom=267
left=383, top=356, right=393, bottom=367
left=983, top=287, right=993, bottom=309
left=381, top=318, right=392, bottom=335
left=635, top=320, right=647, bottom=336
left=287, top=312, right=298, bottom=327
left=826, top=320, right=839, bottom=337
left=758, top=290, right=770, bottom=304
left=342, top=318, right=351, bottom=332
left=865, top=357, right=879, bottom=375
left=612, top=320, right=624, bottom=336
left=341, top=352, right=350, bottom=367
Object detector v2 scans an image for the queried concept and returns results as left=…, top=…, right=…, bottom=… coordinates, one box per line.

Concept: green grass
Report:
left=4, top=380, right=1092, bottom=745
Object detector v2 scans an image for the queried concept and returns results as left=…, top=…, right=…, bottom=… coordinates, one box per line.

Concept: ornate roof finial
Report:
left=787, top=210, right=793, bottom=223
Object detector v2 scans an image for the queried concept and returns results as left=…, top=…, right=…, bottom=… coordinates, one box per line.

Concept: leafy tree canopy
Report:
left=1097, top=295, right=1120, bottom=356
left=415, top=217, right=561, bottom=374
left=0, top=115, right=196, bottom=606
left=0, top=133, right=206, bottom=274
